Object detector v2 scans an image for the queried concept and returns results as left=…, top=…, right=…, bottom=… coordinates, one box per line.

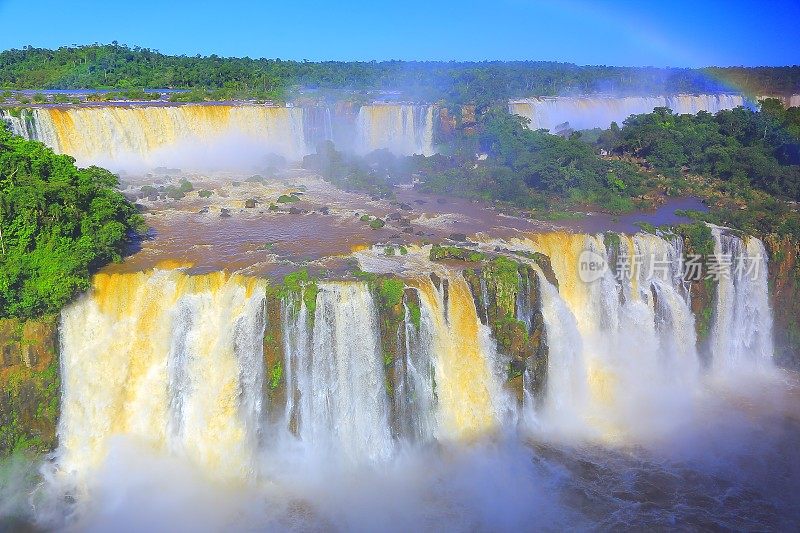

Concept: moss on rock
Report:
left=0, top=316, right=60, bottom=457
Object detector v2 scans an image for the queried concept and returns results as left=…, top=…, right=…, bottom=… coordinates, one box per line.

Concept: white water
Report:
left=709, top=227, right=774, bottom=373
left=0, top=104, right=436, bottom=171
left=283, top=283, right=393, bottom=462
left=355, top=104, right=435, bottom=156
left=58, top=271, right=267, bottom=481
left=509, top=94, right=746, bottom=131
left=4, top=230, right=797, bottom=530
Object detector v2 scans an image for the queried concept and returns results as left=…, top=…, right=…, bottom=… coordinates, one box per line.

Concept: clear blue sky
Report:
left=0, top=0, right=798, bottom=67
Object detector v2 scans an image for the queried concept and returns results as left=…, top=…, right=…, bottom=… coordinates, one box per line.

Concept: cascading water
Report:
left=282, top=282, right=394, bottom=462
left=355, top=104, right=435, bottom=156
left=412, top=274, right=512, bottom=440
left=19, top=227, right=793, bottom=530
left=393, top=293, right=438, bottom=443
left=0, top=103, right=437, bottom=171
left=58, top=270, right=267, bottom=480
left=509, top=94, right=747, bottom=131
left=709, top=226, right=774, bottom=373
left=517, top=231, right=706, bottom=440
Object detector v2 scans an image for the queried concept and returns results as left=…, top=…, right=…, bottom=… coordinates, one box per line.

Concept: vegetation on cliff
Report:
left=0, top=125, right=144, bottom=318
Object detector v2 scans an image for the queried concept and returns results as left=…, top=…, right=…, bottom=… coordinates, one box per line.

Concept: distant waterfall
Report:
left=0, top=103, right=436, bottom=171
left=509, top=94, right=747, bottom=131
left=355, top=104, right=435, bottom=156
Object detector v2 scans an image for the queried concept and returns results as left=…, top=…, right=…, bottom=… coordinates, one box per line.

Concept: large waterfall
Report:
left=0, top=103, right=436, bottom=171
left=31, top=228, right=794, bottom=530
left=55, top=230, right=776, bottom=469
left=509, top=94, right=747, bottom=131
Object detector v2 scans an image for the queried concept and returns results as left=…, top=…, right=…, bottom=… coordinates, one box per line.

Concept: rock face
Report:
left=765, top=234, right=800, bottom=368
left=0, top=317, right=60, bottom=456
left=462, top=260, right=548, bottom=404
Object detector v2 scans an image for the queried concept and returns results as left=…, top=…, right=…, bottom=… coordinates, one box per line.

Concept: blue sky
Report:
left=0, top=0, right=797, bottom=67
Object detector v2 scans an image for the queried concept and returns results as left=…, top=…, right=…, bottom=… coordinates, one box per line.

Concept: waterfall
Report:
left=509, top=94, right=746, bottom=131
left=519, top=231, right=704, bottom=439
left=532, top=273, right=588, bottom=434
left=282, top=282, right=394, bottom=462
left=1, top=103, right=437, bottom=171
left=709, top=227, right=774, bottom=372
left=393, top=295, right=438, bottom=443
left=52, top=227, right=778, bottom=479
left=413, top=275, right=512, bottom=441
left=58, top=270, right=267, bottom=480
left=355, top=104, right=435, bottom=156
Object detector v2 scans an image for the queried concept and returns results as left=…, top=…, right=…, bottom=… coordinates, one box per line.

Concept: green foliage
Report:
left=429, top=245, right=486, bottom=262
left=0, top=126, right=143, bottom=318
left=279, top=269, right=319, bottom=316
left=417, top=107, right=645, bottom=213
left=378, top=278, right=405, bottom=308
left=634, top=221, right=658, bottom=234
left=0, top=44, right=797, bottom=106
left=352, top=268, right=378, bottom=284
left=276, top=194, right=299, bottom=203
left=198, top=189, right=213, bottom=198
left=607, top=105, right=800, bottom=201
left=369, top=218, right=385, bottom=229
left=269, top=359, right=283, bottom=390
left=303, top=142, right=397, bottom=198
left=359, top=214, right=371, bottom=222
left=407, top=299, right=421, bottom=329
left=485, top=257, right=521, bottom=317
left=677, top=222, right=715, bottom=256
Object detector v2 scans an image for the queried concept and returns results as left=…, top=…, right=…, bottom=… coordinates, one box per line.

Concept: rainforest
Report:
left=1, top=3, right=800, bottom=530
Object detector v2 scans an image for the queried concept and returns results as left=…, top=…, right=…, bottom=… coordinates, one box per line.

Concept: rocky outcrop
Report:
left=0, top=317, right=60, bottom=456
left=460, top=257, right=549, bottom=404
left=675, top=224, right=717, bottom=356
left=765, top=234, right=800, bottom=368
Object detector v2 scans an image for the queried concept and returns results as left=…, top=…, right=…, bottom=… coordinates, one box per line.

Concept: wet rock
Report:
left=245, top=199, right=257, bottom=208
left=220, top=208, right=232, bottom=218
left=288, top=207, right=302, bottom=215
left=198, top=207, right=209, bottom=214
left=399, top=203, right=412, bottom=211
left=413, top=199, right=426, bottom=205
left=387, top=212, right=403, bottom=221
left=402, top=227, right=415, bottom=234
left=448, top=233, right=468, bottom=242
left=319, top=206, right=330, bottom=215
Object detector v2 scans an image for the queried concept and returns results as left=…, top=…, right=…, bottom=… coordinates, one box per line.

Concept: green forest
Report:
left=1, top=43, right=799, bottom=104
left=0, top=127, right=143, bottom=318
left=303, top=99, right=800, bottom=238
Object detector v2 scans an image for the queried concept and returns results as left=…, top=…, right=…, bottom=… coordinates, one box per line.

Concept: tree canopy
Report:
left=0, top=125, right=144, bottom=318
left=1, top=43, right=798, bottom=105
